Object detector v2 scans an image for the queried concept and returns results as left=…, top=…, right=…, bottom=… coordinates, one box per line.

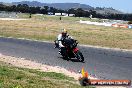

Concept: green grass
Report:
left=0, top=61, right=94, bottom=88
left=18, top=14, right=102, bottom=22
left=18, top=13, right=32, bottom=19
left=0, top=13, right=132, bottom=49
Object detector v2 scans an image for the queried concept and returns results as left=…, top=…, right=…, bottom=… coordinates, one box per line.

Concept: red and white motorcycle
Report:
left=54, top=38, right=84, bottom=62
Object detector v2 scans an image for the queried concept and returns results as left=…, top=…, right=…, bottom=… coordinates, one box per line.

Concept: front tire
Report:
left=75, top=51, right=84, bottom=62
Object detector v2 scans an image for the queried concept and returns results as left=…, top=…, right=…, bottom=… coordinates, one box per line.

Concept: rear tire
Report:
left=75, top=51, right=84, bottom=62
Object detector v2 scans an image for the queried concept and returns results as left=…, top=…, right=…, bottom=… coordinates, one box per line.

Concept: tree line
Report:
left=0, top=4, right=132, bottom=21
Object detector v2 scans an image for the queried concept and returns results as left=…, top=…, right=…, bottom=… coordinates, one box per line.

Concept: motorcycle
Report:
left=54, top=38, right=84, bottom=62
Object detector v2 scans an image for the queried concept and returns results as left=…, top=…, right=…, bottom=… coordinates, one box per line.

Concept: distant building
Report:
left=55, top=13, right=61, bottom=16
left=61, top=13, right=67, bottom=16
left=55, top=13, right=75, bottom=17
left=48, top=12, right=54, bottom=15
left=67, top=14, right=75, bottom=17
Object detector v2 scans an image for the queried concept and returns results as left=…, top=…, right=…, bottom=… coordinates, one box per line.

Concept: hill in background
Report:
left=12, top=1, right=123, bottom=14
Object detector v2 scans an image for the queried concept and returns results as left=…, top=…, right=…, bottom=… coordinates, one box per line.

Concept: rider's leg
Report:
left=54, top=40, right=59, bottom=48
left=61, top=47, right=70, bottom=60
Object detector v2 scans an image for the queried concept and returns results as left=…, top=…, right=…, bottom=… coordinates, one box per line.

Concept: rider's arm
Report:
left=57, top=34, right=64, bottom=47
left=67, top=34, right=73, bottom=39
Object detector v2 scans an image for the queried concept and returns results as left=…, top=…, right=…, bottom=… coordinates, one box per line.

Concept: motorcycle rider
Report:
left=55, top=29, right=72, bottom=60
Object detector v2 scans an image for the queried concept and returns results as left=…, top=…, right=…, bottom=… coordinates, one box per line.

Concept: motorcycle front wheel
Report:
left=75, top=51, right=84, bottom=62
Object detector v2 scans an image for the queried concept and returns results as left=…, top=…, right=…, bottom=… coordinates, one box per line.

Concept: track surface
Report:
left=0, top=37, right=132, bottom=80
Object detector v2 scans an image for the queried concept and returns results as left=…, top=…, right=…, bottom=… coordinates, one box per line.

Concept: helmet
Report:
left=61, top=29, right=67, bottom=37
left=62, top=29, right=67, bottom=33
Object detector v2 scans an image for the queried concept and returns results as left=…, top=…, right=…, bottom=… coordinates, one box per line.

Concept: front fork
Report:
left=73, top=48, right=79, bottom=53
left=73, top=48, right=79, bottom=57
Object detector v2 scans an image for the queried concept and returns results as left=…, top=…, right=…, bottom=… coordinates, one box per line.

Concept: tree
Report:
left=43, top=6, right=49, bottom=14
left=49, top=7, right=57, bottom=14
left=75, top=8, right=84, bottom=17
left=16, top=4, right=30, bottom=13
left=29, top=7, right=37, bottom=14
left=89, top=10, right=96, bottom=17
left=11, top=5, right=17, bottom=12
left=0, top=4, right=5, bottom=11
left=68, top=8, right=76, bottom=14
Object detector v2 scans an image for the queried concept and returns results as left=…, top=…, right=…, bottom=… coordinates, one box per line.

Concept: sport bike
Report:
left=54, top=38, right=84, bottom=62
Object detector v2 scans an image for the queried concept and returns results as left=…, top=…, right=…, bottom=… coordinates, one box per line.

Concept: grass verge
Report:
left=0, top=61, right=94, bottom=88
left=0, top=13, right=132, bottom=49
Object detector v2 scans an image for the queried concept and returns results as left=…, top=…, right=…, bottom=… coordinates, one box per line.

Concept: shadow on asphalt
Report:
left=58, top=56, right=85, bottom=63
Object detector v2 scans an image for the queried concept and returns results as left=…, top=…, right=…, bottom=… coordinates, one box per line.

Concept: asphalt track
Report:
left=0, top=37, right=132, bottom=80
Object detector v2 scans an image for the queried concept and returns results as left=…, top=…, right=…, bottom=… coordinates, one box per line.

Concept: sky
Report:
left=0, top=0, right=132, bottom=13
